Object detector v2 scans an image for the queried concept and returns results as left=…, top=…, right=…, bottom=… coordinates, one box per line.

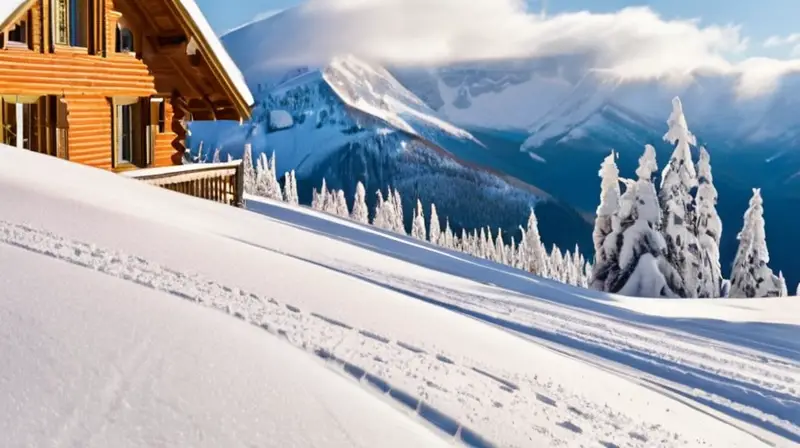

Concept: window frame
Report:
left=2, top=11, right=32, bottom=50
left=110, top=97, right=155, bottom=169
left=52, top=0, right=92, bottom=50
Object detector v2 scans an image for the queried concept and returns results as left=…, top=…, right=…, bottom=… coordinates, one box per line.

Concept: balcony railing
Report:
left=121, top=160, right=245, bottom=207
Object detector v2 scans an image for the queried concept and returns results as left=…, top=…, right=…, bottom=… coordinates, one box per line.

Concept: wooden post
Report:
left=234, top=160, right=245, bottom=207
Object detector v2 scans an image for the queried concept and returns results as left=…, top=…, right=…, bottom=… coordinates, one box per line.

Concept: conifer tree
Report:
left=351, top=182, right=369, bottom=224
left=443, top=219, right=454, bottom=249
left=392, top=189, right=405, bottom=234
left=267, top=152, right=282, bottom=200
left=242, top=143, right=255, bottom=193
left=695, top=147, right=723, bottom=298
left=495, top=228, right=506, bottom=265
left=334, top=190, right=349, bottom=217
left=660, top=97, right=701, bottom=297
left=590, top=151, right=622, bottom=290
left=429, top=203, right=442, bottom=246
left=729, top=189, right=785, bottom=298
left=524, top=208, right=548, bottom=276
left=373, top=190, right=386, bottom=228
left=412, top=199, right=427, bottom=241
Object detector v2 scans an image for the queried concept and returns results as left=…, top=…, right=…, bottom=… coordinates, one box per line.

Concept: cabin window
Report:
left=157, top=100, right=166, bottom=133
left=111, top=98, right=154, bottom=168
left=53, top=0, right=90, bottom=47
left=115, top=24, right=134, bottom=53
left=0, top=97, right=42, bottom=151
left=116, top=103, right=135, bottom=164
left=5, top=14, right=30, bottom=48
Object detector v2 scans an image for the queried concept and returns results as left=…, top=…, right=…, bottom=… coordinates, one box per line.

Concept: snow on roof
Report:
left=0, top=0, right=32, bottom=29
left=176, top=0, right=254, bottom=107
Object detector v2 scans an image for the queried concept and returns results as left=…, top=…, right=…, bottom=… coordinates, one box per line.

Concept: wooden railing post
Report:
left=235, top=160, right=245, bottom=208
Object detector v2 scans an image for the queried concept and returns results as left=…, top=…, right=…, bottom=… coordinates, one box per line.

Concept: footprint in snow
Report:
left=556, top=420, right=582, bottom=434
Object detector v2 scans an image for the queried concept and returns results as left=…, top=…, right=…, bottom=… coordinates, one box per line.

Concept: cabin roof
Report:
left=0, top=0, right=33, bottom=31
left=0, top=0, right=254, bottom=117
left=175, top=0, right=254, bottom=109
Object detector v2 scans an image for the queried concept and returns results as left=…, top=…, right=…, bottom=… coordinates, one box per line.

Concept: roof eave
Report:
left=169, top=0, right=253, bottom=121
left=0, top=0, right=36, bottom=32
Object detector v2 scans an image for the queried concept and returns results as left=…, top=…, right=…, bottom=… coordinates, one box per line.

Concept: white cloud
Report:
left=764, top=33, right=800, bottom=48
left=232, top=0, right=800, bottom=96
left=763, top=33, right=800, bottom=58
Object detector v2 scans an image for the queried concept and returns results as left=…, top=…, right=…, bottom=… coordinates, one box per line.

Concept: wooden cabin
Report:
left=0, top=0, right=253, bottom=205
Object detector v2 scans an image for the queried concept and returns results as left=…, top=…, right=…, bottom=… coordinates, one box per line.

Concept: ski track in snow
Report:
left=341, top=265, right=800, bottom=443
left=0, top=219, right=709, bottom=448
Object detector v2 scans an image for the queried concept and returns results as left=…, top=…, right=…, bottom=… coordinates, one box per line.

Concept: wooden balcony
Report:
left=121, top=160, right=245, bottom=207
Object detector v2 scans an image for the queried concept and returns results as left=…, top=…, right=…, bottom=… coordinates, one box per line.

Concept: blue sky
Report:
left=196, top=0, right=800, bottom=58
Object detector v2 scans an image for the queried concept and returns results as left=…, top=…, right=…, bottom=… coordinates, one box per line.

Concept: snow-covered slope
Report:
left=2, top=146, right=798, bottom=447
left=0, top=245, right=447, bottom=448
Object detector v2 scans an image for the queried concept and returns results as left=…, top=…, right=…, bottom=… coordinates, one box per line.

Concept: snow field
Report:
left=1, top=147, right=794, bottom=447
left=0, top=219, right=687, bottom=447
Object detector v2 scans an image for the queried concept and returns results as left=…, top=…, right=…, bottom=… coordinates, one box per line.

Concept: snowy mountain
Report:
left=190, top=55, right=592, bottom=253
left=3, top=146, right=799, bottom=447
left=211, top=7, right=798, bottom=286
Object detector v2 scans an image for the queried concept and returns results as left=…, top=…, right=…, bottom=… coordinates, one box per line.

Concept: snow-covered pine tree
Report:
left=227, top=153, right=233, bottom=163
left=282, top=172, right=291, bottom=203
left=485, top=227, right=496, bottom=261
left=242, top=143, right=255, bottom=193
left=516, top=226, right=529, bottom=271
left=620, top=145, right=686, bottom=297
left=523, top=208, right=548, bottom=276
left=593, top=151, right=621, bottom=263
left=477, top=228, right=487, bottom=258
left=495, top=228, right=506, bottom=265
left=316, top=178, right=329, bottom=211
left=563, top=251, right=575, bottom=285
left=373, top=190, right=386, bottom=228
left=392, top=189, right=405, bottom=234
left=382, top=191, right=399, bottom=232
left=460, top=229, right=469, bottom=254
left=659, top=97, right=701, bottom=297
left=443, top=219, right=454, bottom=249
left=590, top=152, right=623, bottom=290
left=286, top=170, right=300, bottom=205
left=510, top=236, right=518, bottom=269
left=412, top=199, right=427, bottom=241
left=212, top=148, right=221, bottom=163
left=729, top=189, right=785, bottom=298
left=333, top=190, right=348, bottom=217
left=429, top=203, right=442, bottom=245
left=254, top=152, right=268, bottom=197
left=778, top=272, right=788, bottom=297
left=550, top=245, right=564, bottom=282
left=267, top=152, right=282, bottom=200
left=695, top=147, right=723, bottom=298
left=351, top=182, right=369, bottom=224
left=324, top=182, right=340, bottom=215
left=584, top=261, right=593, bottom=285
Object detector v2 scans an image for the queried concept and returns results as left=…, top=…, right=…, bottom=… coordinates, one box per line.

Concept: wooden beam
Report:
left=155, top=34, right=188, bottom=48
